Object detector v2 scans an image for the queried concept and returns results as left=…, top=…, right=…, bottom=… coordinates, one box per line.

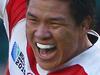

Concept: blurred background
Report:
left=95, top=0, right=100, bottom=33
left=0, top=19, right=9, bottom=75
left=0, top=0, right=100, bottom=75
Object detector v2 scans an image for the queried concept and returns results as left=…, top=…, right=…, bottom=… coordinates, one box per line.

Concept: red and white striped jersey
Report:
left=0, top=0, right=100, bottom=75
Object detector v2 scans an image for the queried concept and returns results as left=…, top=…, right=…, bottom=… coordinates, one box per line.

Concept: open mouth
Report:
left=37, top=43, right=56, bottom=50
left=36, top=43, right=57, bottom=59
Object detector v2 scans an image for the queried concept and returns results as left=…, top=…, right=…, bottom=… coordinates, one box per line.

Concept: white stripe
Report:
left=9, top=18, right=35, bottom=75
left=9, top=19, right=26, bottom=75
left=37, top=64, right=48, bottom=75
left=0, top=0, right=8, bottom=19
left=3, top=10, right=9, bottom=39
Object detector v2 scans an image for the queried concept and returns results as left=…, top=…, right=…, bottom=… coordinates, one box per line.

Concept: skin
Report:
left=26, top=0, right=92, bottom=71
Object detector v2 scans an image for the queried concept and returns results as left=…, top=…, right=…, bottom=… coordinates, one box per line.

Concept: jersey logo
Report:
left=11, top=42, right=26, bottom=75
left=11, top=42, right=20, bottom=61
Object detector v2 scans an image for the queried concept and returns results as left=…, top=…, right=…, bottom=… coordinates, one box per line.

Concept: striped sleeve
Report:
left=4, top=0, right=27, bottom=75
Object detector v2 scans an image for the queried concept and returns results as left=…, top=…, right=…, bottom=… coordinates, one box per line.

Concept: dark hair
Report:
left=70, top=0, right=96, bottom=28
left=27, top=0, right=96, bottom=28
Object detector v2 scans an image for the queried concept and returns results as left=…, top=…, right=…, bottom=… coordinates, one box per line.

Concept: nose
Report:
left=34, top=25, right=52, bottom=40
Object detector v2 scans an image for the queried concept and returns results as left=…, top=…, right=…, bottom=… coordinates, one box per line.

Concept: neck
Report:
left=77, top=34, right=92, bottom=55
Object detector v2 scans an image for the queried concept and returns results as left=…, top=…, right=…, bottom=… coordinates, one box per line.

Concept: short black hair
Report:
left=27, top=0, right=96, bottom=28
left=70, top=0, right=96, bottom=28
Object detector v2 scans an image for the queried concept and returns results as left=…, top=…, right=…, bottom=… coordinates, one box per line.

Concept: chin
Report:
left=38, top=60, right=61, bottom=71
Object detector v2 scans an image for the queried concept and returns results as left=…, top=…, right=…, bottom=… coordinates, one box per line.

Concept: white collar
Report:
left=36, top=64, right=48, bottom=75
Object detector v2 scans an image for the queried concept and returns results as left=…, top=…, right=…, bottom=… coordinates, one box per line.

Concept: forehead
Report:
left=28, top=0, right=70, bottom=15
left=28, top=0, right=69, bottom=10
left=28, top=0, right=69, bottom=6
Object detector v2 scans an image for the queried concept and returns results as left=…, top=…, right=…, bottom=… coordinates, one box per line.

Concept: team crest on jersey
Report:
left=11, top=42, right=26, bottom=75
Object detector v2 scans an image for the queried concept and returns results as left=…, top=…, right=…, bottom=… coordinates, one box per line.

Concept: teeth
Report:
left=36, top=43, right=55, bottom=50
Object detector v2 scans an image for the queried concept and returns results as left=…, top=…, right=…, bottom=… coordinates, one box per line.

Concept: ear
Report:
left=81, top=16, right=92, bottom=32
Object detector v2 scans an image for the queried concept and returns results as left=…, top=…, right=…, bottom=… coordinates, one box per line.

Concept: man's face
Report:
left=26, top=0, right=83, bottom=70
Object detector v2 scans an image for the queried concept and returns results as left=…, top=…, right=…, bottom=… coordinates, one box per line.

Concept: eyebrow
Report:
left=27, top=12, right=66, bottom=22
left=27, top=12, right=37, bottom=19
left=49, top=17, right=65, bottom=22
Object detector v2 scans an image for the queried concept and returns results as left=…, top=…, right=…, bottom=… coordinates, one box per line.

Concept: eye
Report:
left=28, top=18, right=38, bottom=23
left=26, top=18, right=39, bottom=28
left=51, top=22, right=61, bottom=26
left=27, top=12, right=38, bottom=24
left=49, top=22, right=62, bottom=29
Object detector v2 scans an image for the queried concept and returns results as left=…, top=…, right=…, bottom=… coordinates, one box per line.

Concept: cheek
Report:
left=57, top=31, right=78, bottom=52
left=53, top=28, right=79, bottom=62
left=26, top=24, right=35, bottom=45
left=54, top=28, right=76, bottom=46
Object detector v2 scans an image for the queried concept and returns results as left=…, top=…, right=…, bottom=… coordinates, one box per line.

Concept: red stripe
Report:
left=5, top=64, right=10, bottom=75
left=6, top=0, right=26, bottom=36
left=48, top=64, right=88, bottom=75
left=27, top=43, right=39, bottom=75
